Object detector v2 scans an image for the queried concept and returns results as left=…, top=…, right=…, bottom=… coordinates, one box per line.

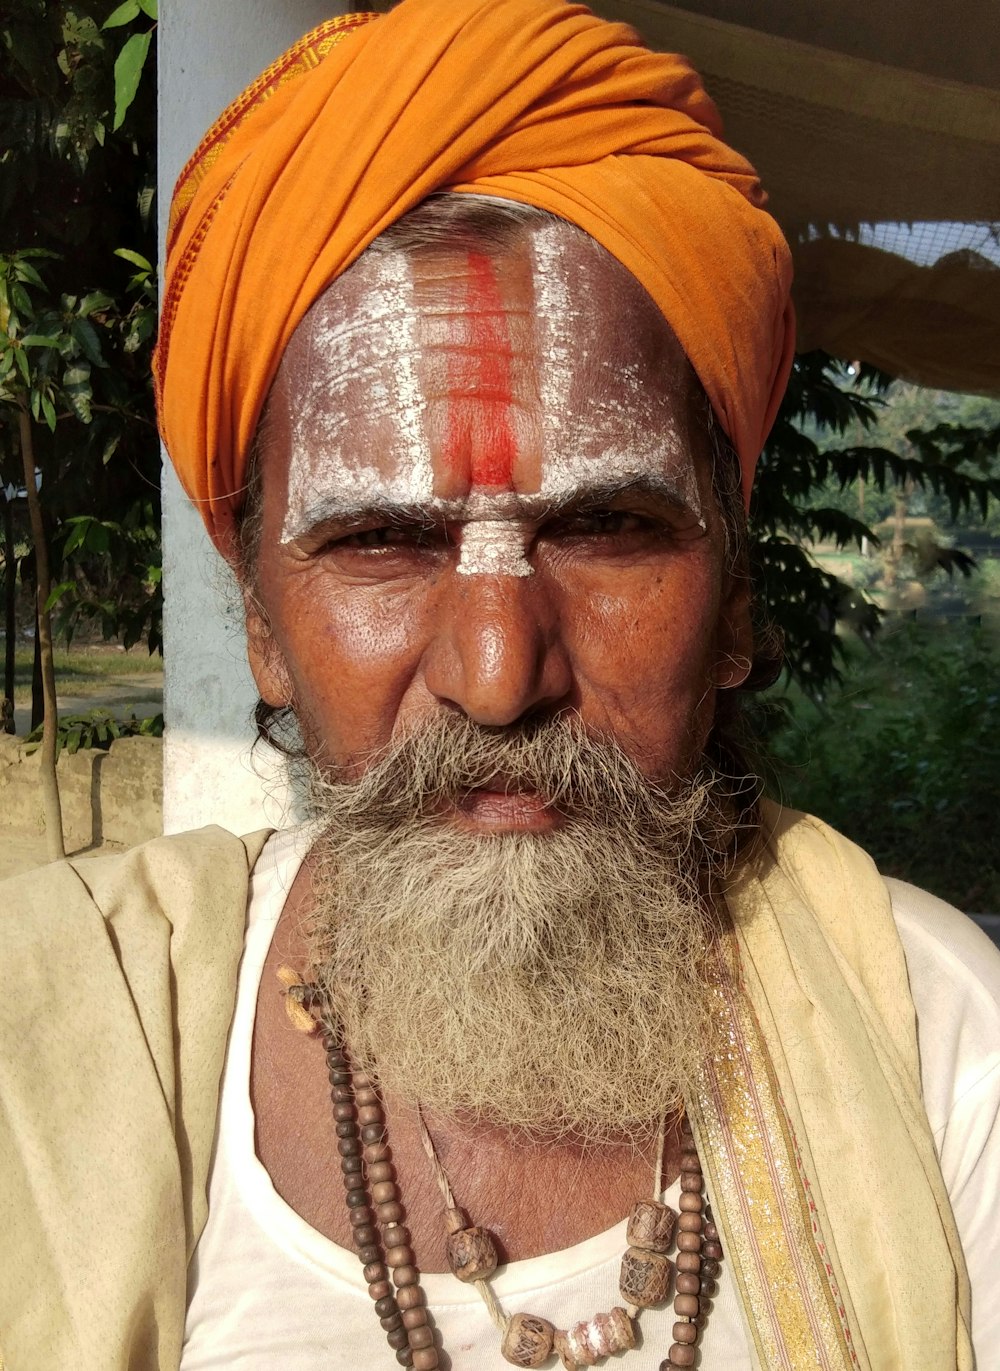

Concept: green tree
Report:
left=753, top=354, right=1000, bottom=694
left=0, top=1, right=161, bottom=665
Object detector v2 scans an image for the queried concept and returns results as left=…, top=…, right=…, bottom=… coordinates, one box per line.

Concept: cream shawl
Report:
left=0, top=811, right=972, bottom=1369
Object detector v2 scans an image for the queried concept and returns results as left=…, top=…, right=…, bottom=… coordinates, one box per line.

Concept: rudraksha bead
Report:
left=619, top=1246, right=674, bottom=1306
left=501, top=1311, right=555, bottom=1367
left=447, top=1226, right=499, bottom=1282
left=626, top=1199, right=676, bottom=1253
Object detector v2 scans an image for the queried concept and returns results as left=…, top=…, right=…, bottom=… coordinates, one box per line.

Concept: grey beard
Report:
left=303, top=713, right=755, bottom=1144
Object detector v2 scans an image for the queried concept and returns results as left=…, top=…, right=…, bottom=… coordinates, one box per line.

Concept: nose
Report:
left=423, top=574, right=573, bottom=727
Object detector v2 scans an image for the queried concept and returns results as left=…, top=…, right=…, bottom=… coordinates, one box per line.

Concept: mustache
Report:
left=308, top=712, right=754, bottom=870
left=318, top=713, right=664, bottom=812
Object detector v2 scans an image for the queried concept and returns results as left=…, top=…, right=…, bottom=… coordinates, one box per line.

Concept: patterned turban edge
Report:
left=155, top=0, right=795, bottom=553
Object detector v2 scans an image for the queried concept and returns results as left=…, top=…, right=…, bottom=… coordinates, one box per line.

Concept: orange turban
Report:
left=157, top=0, right=794, bottom=551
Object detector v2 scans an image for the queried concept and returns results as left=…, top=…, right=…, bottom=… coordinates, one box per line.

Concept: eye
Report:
left=552, top=509, right=653, bottom=538
left=336, top=526, right=417, bottom=549
left=326, top=523, right=447, bottom=552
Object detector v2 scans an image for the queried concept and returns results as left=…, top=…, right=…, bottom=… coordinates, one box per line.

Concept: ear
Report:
left=711, top=574, right=754, bottom=691
left=243, top=588, right=293, bottom=708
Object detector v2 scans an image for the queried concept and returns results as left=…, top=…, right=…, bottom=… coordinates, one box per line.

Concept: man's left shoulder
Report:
left=886, top=876, right=1000, bottom=1096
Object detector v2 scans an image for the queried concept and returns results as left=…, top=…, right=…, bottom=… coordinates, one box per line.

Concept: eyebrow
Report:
left=283, top=474, right=701, bottom=545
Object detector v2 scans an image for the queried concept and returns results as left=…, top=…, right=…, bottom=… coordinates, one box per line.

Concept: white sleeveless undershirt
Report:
left=180, top=828, right=1000, bottom=1368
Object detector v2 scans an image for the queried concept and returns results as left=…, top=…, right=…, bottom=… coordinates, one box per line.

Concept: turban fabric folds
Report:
left=156, top=0, right=795, bottom=550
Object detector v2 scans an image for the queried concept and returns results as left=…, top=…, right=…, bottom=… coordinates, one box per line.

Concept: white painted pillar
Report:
left=158, top=1, right=348, bottom=834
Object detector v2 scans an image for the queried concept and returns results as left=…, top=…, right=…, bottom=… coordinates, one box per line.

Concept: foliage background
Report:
left=1, top=0, right=160, bottom=727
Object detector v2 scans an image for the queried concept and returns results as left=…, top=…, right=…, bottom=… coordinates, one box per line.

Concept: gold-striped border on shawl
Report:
left=688, top=930, right=859, bottom=1371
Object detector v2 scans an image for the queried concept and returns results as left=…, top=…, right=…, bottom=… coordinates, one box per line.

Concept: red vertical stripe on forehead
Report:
left=443, top=251, right=517, bottom=489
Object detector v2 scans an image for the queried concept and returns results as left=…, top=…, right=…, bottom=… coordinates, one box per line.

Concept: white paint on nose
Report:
left=457, top=518, right=533, bottom=577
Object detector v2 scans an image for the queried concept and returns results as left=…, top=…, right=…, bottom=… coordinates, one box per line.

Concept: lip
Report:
left=450, top=778, right=562, bottom=834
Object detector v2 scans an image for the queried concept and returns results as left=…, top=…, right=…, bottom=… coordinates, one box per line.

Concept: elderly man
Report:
left=3, top=2, right=999, bottom=1369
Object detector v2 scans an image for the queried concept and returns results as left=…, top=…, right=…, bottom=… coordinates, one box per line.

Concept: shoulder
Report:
left=886, top=877, right=1000, bottom=1134
left=887, top=880, right=1000, bottom=1356
left=0, top=825, right=270, bottom=915
left=0, top=825, right=272, bottom=975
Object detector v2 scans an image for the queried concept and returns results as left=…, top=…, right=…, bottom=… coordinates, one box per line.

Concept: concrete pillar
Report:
left=158, top=1, right=348, bottom=834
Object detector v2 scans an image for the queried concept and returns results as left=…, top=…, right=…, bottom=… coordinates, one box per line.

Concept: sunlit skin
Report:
left=246, top=223, right=753, bottom=1268
left=247, top=225, right=750, bottom=835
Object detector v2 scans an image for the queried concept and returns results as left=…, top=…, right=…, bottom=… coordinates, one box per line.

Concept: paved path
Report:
left=12, top=677, right=162, bottom=736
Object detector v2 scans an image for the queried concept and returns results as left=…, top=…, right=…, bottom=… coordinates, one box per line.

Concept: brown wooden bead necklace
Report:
left=285, top=974, right=722, bottom=1370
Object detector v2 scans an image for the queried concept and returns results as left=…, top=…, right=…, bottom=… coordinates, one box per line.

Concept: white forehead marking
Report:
left=280, top=255, right=434, bottom=544
left=530, top=221, right=575, bottom=456
left=457, top=519, right=533, bottom=577
left=530, top=225, right=703, bottom=524
left=281, top=223, right=705, bottom=558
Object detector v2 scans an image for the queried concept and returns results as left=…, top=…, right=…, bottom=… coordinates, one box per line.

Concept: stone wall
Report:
left=0, top=734, right=162, bottom=851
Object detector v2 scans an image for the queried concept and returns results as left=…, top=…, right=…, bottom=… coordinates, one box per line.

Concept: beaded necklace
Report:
left=283, top=972, right=723, bottom=1370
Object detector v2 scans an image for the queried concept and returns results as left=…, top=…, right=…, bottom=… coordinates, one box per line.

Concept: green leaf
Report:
left=138, top=0, right=157, bottom=17
left=41, top=392, right=57, bottom=431
left=14, top=261, right=45, bottom=290
left=94, top=120, right=106, bottom=147
left=63, top=357, right=93, bottom=422
left=71, top=317, right=106, bottom=366
left=103, top=0, right=141, bottom=27
left=112, top=30, right=152, bottom=130
left=137, top=183, right=155, bottom=226
left=63, top=519, right=91, bottom=555
left=79, top=291, right=114, bottom=317
left=88, top=522, right=110, bottom=553
left=63, top=359, right=91, bottom=387
left=21, top=334, right=61, bottom=348
left=15, top=347, right=31, bottom=385
left=30, top=387, right=41, bottom=420
left=44, top=581, right=76, bottom=612
left=114, top=246, right=152, bottom=271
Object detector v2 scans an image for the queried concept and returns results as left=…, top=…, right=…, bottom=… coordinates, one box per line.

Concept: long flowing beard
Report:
left=305, top=715, right=753, bottom=1145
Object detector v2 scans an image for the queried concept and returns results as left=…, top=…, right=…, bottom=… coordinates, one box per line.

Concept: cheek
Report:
left=266, top=572, right=436, bottom=751
left=561, top=562, right=723, bottom=759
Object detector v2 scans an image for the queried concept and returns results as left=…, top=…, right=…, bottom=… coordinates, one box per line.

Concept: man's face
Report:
left=246, top=217, right=750, bottom=815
